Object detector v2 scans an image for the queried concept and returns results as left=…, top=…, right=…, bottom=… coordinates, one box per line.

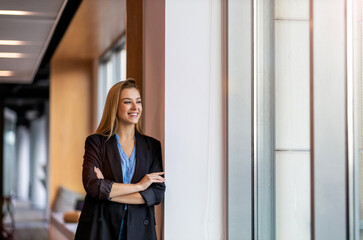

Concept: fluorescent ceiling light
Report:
left=0, top=52, right=26, bottom=58
left=0, top=71, right=14, bottom=77
left=0, top=10, right=53, bottom=17
left=0, top=40, right=27, bottom=45
left=0, top=10, right=34, bottom=15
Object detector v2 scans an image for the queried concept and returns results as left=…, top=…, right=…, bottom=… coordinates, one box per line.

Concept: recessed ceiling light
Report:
left=0, top=40, right=28, bottom=45
left=0, top=52, right=26, bottom=58
left=0, top=71, right=14, bottom=77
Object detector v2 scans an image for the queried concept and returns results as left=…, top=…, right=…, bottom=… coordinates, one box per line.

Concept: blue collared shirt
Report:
left=115, top=133, right=136, bottom=239
left=115, top=133, right=136, bottom=184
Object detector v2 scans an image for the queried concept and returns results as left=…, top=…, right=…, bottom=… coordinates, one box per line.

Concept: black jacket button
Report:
left=143, top=219, right=149, bottom=225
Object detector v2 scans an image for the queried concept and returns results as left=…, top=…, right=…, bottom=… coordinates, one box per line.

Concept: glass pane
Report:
left=275, top=20, right=310, bottom=150
left=275, top=0, right=309, bottom=20
left=274, top=14, right=311, bottom=238
left=255, top=0, right=311, bottom=238
left=114, top=50, right=121, bottom=83
left=120, top=49, right=126, bottom=81
left=97, top=62, right=107, bottom=125
left=313, top=0, right=346, bottom=237
left=106, top=56, right=114, bottom=91
left=276, top=151, right=310, bottom=239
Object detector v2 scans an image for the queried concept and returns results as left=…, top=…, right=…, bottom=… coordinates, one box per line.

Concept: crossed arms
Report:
left=94, top=166, right=164, bottom=204
left=82, top=135, right=166, bottom=206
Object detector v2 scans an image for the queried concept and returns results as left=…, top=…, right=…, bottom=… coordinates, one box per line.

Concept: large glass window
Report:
left=229, top=0, right=348, bottom=239
left=97, top=38, right=126, bottom=124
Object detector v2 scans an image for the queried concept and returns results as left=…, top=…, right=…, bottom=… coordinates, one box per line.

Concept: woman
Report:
left=75, top=79, right=166, bottom=240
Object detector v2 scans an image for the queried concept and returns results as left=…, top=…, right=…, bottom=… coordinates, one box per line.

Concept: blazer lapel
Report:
left=131, top=131, right=148, bottom=183
left=105, top=135, right=123, bottom=183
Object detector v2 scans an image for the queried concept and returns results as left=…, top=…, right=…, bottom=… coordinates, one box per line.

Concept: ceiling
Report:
left=0, top=0, right=126, bottom=83
left=0, top=0, right=82, bottom=126
left=54, top=0, right=126, bottom=60
left=0, top=0, right=67, bottom=83
left=0, top=0, right=126, bottom=124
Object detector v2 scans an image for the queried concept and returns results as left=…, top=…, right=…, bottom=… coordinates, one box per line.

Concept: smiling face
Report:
left=117, top=87, right=142, bottom=126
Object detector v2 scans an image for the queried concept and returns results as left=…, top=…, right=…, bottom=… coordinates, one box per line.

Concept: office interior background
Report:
left=0, top=0, right=362, bottom=239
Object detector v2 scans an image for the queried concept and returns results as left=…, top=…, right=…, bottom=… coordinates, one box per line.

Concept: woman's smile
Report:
left=117, top=87, right=143, bottom=125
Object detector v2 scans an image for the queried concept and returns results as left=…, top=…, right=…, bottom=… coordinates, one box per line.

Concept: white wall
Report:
left=164, top=0, right=226, bottom=239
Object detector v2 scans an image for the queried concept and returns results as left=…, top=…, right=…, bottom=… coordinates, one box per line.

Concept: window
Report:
left=97, top=37, right=126, bottom=124
left=229, top=0, right=348, bottom=239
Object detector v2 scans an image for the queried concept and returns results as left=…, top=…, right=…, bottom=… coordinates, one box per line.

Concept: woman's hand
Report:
left=137, top=172, right=165, bottom=191
left=94, top=167, right=164, bottom=193
left=94, top=167, right=104, bottom=179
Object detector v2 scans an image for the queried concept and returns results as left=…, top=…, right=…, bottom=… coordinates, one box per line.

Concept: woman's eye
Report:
left=137, top=101, right=142, bottom=104
left=124, top=101, right=131, bottom=104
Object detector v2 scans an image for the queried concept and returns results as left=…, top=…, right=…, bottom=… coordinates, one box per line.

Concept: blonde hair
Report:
left=96, top=78, right=143, bottom=140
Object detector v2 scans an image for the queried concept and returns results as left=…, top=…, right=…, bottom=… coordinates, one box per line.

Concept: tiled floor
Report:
left=3, top=199, right=48, bottom=240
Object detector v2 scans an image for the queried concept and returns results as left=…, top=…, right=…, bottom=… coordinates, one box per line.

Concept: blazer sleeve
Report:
left=139, top=140, right=166, bottom=206
left=82, top=135, right=114, bottom=200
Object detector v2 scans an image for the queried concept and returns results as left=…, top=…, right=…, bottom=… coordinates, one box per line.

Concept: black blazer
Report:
left=75, top=131, right=165, bottom=240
